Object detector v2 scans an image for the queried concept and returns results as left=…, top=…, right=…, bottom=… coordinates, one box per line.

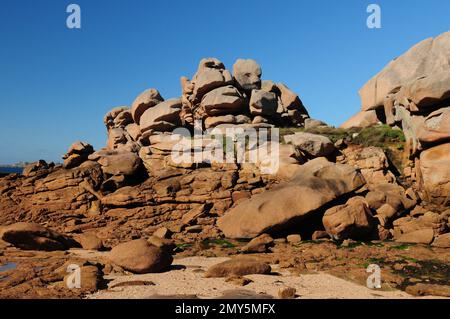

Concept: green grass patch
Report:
left=280, top=126, right=352, bottom=143
left=352, top=125, right=405, bottom=146
left=399, top=256, right=420, bottom=263
left=394, top=259, right=450, bottom=286
left=390, top=243, right=416, bottom=251
left=280, top=124, right=405, bottom=146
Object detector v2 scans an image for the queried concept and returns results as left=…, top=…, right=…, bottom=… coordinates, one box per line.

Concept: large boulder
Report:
left=417, top=106, right=450, bottom=145
left=197, top=57, right=225, bottom=71
left=359, top=31, right=450, bottom=111
left=419, top=143, right=450, bottom=203
left=396, top=228, right=435, bottom=245
left=204, top=114, right=238, bottom=129
left=97, top=150, right=142, bottom=176
left=0, top=222, right=79, bottom=251
left=323, top=197, right=375, bottom=240
left=139, top=98, right=182, bottom=133
left=193, top=66, right=233, bottom=99
left=75, top=233, right=104, bottom=251
left=63, top=264, right=104, bottom=293
left=340, top=110, right=380, bottom=129
left=407, top=71, right=450, bottom=108
left=201, top=85, right=246, bottom=116
left=205, top=257, right=271, bottom=278
left=249, top=89, right=278, bottom=116
left=109, top=239, right=173, bottom=274
left=277, top=83, right=307, bottom=114
left=131, top=88, right=164, bottom=124
left=233, top=59, right=262, bottom=91
left=274, top=144, right=303, bottom=181
left=284, top=132, right=335, bottom=157
left=432, top=233, right=450, bottom=248
left=218, top=158, right=365, bottom=238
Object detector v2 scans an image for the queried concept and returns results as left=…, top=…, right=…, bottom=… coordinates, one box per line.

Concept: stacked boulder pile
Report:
left=0, top=57, right=309, bottom=246
left=0, top=47, right=449, bottom=267
left=179, top=58, right=309, bottom=129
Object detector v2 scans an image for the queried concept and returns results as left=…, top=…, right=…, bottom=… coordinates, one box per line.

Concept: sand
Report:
left=85, top=256, right=423, bottom=299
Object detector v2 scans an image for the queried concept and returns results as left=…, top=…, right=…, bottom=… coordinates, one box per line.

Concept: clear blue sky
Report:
left=0, top=0, right=449, bottom=164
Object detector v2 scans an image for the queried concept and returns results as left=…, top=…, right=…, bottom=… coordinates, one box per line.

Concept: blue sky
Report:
left=0, top=0, right=449, bottom=164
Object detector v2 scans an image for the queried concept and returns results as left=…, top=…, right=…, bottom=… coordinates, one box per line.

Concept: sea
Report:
left=0, top=167, right=23, bottom=174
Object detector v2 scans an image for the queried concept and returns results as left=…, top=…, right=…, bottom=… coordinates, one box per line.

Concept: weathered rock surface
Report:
left=396, top=228, right=435, bottom=244
left=284, top=132, right=335, bottom=157
left=63, top=141, right=94, bottom=169
left=432, top=233, right=450, bottom=248
left=407, top=71, right=450, bottom=108
left=22, top=160, right=53, bottom=177
left=104, top=106, right=130, bottom=130
left=139, top=98, right=182, bottom=133
left=201, top=85, right=246, bottom=116
left=76, top=233, right=104, bottom=251
left=417, top=106, right=450, bottom=145
left=359, top=31, right=450, bottom=111
left=249, top=90, right=278, bottom=116
left=340, top=110, right=380, bottom=129
left=419, top=143, right=450, bottom=204
left=131, top=89, right=164, bottom=124
left=278, top=287, right=297, bottom=299
left=323, top=197, right=375, bottom=240
left=97, top=150, right=142, bottom=176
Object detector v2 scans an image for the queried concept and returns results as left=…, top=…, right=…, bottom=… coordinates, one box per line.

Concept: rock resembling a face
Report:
left=233, top=59, right=262, bottom=91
